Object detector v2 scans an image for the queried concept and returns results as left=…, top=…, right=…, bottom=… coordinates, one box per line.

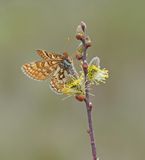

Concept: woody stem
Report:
left=82, top=40, right=97, bottom=160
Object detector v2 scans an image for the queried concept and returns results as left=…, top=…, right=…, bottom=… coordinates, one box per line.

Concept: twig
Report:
left=76, top=21, right=97, bottom=160
left=83, top=45, right=97, bottom=160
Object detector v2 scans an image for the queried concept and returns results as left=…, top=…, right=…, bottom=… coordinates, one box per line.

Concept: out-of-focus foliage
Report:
left=0, top=0, right=145, bottom=160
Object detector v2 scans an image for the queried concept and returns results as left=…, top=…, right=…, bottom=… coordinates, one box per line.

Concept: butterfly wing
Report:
left=36, top=50, right=63, bottom=61
left=22, top=61, right=59, bottom=80
left=49, top=76, right=65, bottom=94
left=49, top=65, right=73, bottom=94
left=50, top=71, right=78, bottom=95
left=22, top=50, right=65, bottom=80
left=36, top=50, right=50, bottom=60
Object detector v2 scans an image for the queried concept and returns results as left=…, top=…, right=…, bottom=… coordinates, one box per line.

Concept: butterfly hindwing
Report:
left=49, top=76, right=64, bottom=94
left=49, top=66, right=71, bottom=93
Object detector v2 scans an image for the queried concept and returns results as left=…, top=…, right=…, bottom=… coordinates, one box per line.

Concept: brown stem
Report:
left=85, top=99, right=97, bottom=160
left=82, top=39, right=97, bottom=160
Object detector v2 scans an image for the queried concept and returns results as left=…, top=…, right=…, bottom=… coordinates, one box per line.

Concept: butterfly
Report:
left=22, top=50, right=77, bottom=94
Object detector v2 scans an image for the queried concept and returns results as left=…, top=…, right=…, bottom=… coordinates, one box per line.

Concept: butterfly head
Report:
left=58, top=52, right=77, bottom=77
left=60, top=52, right=72, bottom=69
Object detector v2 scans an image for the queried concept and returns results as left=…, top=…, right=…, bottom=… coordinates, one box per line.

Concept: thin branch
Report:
left=77, top=22, right=98, bottom=160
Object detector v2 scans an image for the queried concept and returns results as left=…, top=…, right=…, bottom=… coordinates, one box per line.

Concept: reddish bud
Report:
left=83, top=61, right=88, bottom=69
left=76, top=33, right=85, bottom=41
left=85, top=36, right=92, bottom=48
left=75, top=95, right=86, bottom=102
left=76, top=53, right=83, bottom=60
left=75, top=50, right=83, bottom=60
left=88, top=102, right=93, bottom=111
left=86, top=42, right=92, bottom=48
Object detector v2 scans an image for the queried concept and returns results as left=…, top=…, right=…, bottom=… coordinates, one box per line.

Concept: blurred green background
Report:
left=0, top=0, right=145, bottom=160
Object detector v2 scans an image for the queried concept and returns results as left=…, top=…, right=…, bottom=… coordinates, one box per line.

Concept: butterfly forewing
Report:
left=22, top=50, right=65, bottom=80
left=36, top=50, right=63, bottom=61
left=36, top=50, right=50, bottom=60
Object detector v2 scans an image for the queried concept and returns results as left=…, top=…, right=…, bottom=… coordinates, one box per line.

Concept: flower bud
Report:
left=85, top=36, right=92, bottom=48
left=76, top=24, right=84, bottom=34
left=81, top=21, right=87, bottom=32
left=88, top=102, right=93, bottom=110
left=87, top=129, right=90, bottom=134
left=75, top=52, right=83, bottom=60
left=76, top=24, right=85, bottom=41
left=76, top=33, right=85, bottom=41
left=83, top=60, right=88, bottom=70
left=75, top=43, right=83, bottom=60
left=75, top=95, right=85, bottom=102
